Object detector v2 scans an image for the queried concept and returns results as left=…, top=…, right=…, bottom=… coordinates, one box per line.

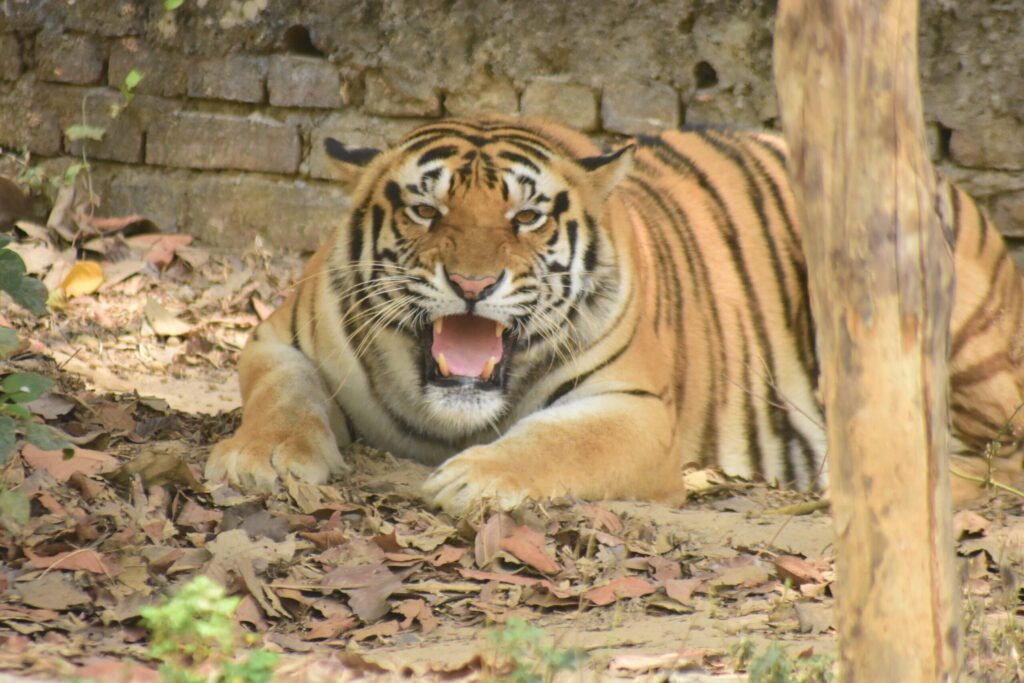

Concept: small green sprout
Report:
left=141, top=576, right=277, bottom=683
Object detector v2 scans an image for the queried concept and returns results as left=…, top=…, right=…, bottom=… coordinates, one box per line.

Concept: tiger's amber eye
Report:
left=514, top=209, right=541, bottom=225
left=413, top=205, right=438, bottom=220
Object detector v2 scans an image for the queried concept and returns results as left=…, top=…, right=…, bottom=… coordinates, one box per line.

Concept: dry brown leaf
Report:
left=431, top=545, right=468, bottom=567
left=458, top=568, right=571, bottom=598
left=795, top=602, right=834, bottom=634
left=235, top=594, right=270, bottom=632
left=394, top=598, right=438, bottom=634
left=13, top=572, right=91, bottom=610
left=90, top=402, right=136, bottom=432
left=953, top=510, right=990, bottom=539
left=608, top=651, right=702, bottom=674
left=395, top=517, right=457, bottom=552
left=24, top=393, right=76, bottom=420
left=107, top=447, right=204, bottom=491
left=127, top=233, right=193, bottom=269
left=346, top=578, right=404, bottom=624
left=84, top=214, right=155, bottom=233
left=306, top=610, right=358, bottom=640
left=174, top=245, right=210, bottom=269
left=648, top=556, right=682, bottom=582
left=21, top=444, right=117, bottom=481
left=581, top=504, right=623, bottom=533
left=301, top=528, right=347, bottom=549
left=221, top=505, right=290, bottom=542
left=323, top=564, right=394, bottom=589
left=475, top=512, right=513, bottom=568
left=74, top=657, right=159, bottom=683
left=208, top=529, right=295, bottom=618
left=583, top=576, right=656, bottom=606
left=710, top=562, right=772, bottom=589
left=775, top=555, right=826, bottom=586
left=25, top=548, right=118, bottom=576
left=143, top=299, right=193, bottom=337
left=60, top=261, right=105, bottom=298
left=664, top=578, right=704, bottom=606
left=349, top=619, right=400, bottom=643
left=98, top=259, right=146, bottom=291
left=499, top=525, right=560, bottom=575
left=176, top=499, right=223, bottom=529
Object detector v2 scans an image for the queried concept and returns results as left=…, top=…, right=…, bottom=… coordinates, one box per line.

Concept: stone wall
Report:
left=1, top=0, right=1023, bottom=256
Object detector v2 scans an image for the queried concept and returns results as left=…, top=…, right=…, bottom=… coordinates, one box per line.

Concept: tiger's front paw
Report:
left=423, top=446, right=551, bottom=516
left=205, top=411, right=349, bottom=492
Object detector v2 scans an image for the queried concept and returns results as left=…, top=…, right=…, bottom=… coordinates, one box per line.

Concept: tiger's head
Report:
left=326, top=117, right=634, bottom=436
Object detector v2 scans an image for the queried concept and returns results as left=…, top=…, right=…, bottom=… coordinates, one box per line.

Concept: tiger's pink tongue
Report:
left=431, top=315, right=503, bottom=378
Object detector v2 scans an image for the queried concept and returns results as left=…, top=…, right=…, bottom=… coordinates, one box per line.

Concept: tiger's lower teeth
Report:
left=437, top=353, right=451, bottom=377
left=480, top=357, right=497, bottom=380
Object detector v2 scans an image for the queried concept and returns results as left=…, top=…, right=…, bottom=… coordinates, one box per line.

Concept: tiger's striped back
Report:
left=621, top=129, right=825, bottom=488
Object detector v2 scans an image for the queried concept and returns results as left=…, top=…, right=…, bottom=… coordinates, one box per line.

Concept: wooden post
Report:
left=773, top=1, right=961, bottom=681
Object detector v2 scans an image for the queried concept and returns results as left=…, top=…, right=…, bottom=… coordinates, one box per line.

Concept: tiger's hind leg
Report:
left=946, top=182, right=1024, bottom=501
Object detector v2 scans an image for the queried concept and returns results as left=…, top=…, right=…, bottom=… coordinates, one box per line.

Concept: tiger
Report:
left=204, top=115, right=1024, bottom=515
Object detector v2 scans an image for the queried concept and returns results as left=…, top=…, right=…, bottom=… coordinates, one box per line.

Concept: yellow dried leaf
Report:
left=60, top=260, right=105, bottom=298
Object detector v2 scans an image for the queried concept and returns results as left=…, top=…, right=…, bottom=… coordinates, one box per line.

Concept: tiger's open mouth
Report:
left=422, top=314, right=512, bottom=390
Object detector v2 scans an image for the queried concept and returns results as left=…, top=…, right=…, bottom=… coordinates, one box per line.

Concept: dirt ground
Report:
left=1, top=203, right=1023, bottom=682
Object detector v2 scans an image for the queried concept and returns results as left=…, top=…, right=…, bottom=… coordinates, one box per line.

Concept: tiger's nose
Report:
left=447, top=272, right=500, bottom=301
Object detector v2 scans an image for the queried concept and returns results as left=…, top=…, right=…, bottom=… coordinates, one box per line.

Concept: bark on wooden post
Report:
left=773, top=1, right=961, bottom=681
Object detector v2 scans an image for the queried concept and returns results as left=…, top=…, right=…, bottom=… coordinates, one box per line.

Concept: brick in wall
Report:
left=306, top=111, right=422, bottom=181
left=106, top=167, right=189, bottom=232
left=364, top=70, right=441, bottom=118
left=521, top=80, right=598, bottom=132
left=186, top=174, right=349, bottom=250
left=71, top=115, right=144, bottom=165
left=63, top=0, right=146, bottom=37
left=147, top=112, right=300, bottom=175
left=34, top=84, right=146, bottom=163
left=602, top=82, right=681, bottom=135
left=684, top=88, right=768, bottom=128
left=993, top=191, right=1024, bottom=238
left=0, top=80, right=61, bottom=156
left=109, top=39, right=187, bottom=98
left=0, top=34, right=21, bottom=82
left=36, top=31, right=104, bottom=85
left=187, top=56, right=267, bottom=104
left=950, top=117, right=1024, bottom=171
left=267, top=55, right=342, bottom=109
left=445, top=78, right=519, bottom=117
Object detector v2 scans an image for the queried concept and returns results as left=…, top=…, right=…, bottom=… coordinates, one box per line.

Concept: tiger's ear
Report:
left=324, top=137, right=381, bottom=186
left=578, top=144, right=636, bottom=197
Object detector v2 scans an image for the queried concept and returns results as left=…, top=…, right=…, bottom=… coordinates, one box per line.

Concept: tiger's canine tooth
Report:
left=480, top=356, right=497, bottom=381
left=495, top=322, right=505, bottom=337
left=434, top=318, right=444, bottom=335
left=437, top=353, right=451, bottom=377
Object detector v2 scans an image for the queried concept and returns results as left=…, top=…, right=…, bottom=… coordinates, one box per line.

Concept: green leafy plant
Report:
left=63, top=68, right=144, bottom=206
left=0, top=371, right=72, bottom=464
left=734, top=640, right=835, bottom=683
left=484, top=617, right=587, bottom=683
left=65, top=68, right=145, bottom=147
left=141, top=576, right=277, bottom=683
left=0, top=234, right=66, bottom=463
left=0, top=234, right=46, bottom=315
